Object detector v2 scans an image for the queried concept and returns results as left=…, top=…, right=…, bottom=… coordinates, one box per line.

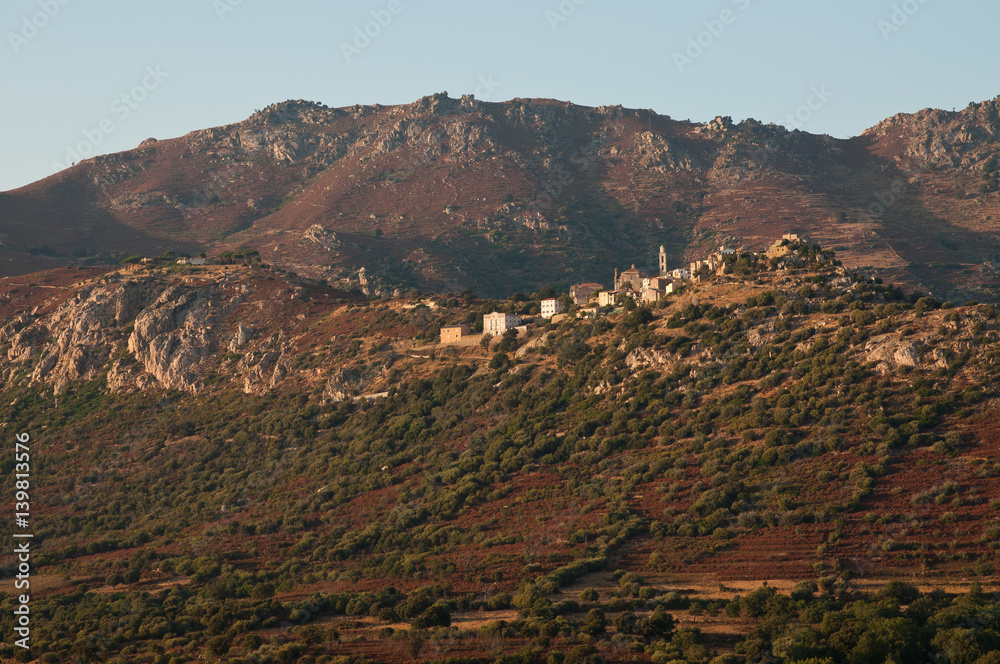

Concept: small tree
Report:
left=496, top=329, right=520, bottom=353
left=641, top=606, right=676, bottom=639
left=406, top=635, right=425, bottom=660
left=791, top=580, right=818, bottom=601
left=242, top=634, right=262, bottom=651
left=412, top=602, right=451, bottom=629
left=489, top=352, right=510, bottom=371
left=582, top=608, right=606, bottom=636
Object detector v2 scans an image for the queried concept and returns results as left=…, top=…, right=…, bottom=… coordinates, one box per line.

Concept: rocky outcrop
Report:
left=322, top=360, right=391, bottom=403
left=633, top=131, right=700, bottom=172
left=240, top=350, right=286, bottom=394
left=229, top=323, right=255, bottom=353
left=864, top=334, right=950, bottom=373
left=5, top=319, right=42, bottom=364
left=863, top=97, right=1000, bottom=169
left=301, top=225, right=341, bottom=252
left=865, top=335, right=920, bottom=371
left=748, top=322, right=776, bottom=348
left=25, top=281, right=150, bottom=393
left=127, top=287, right=217, bottom=392
left=515, top=331, right=550, bottom=358
left=626, top=347, right=674, bottom=371
left=0, top=271, right=310, bottom=395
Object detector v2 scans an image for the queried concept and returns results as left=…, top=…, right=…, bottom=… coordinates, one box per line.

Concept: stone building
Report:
left=615, top=265, right=645, bottom=292
left=484, top=312, right=521, bottom=336
left=570, top=283, right=604, bottom=305
left=641, top=289, right=662, bottom=305
left=643, top=276, right=671, bottom=291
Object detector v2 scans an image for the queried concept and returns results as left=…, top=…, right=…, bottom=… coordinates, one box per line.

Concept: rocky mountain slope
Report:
left=5, top=250, right=1000, bottom=662
left=2, top=94, right=1000, bottom=301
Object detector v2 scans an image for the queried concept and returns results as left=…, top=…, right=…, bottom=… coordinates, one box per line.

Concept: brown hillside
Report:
left=2, top=94, right=999, bottom=299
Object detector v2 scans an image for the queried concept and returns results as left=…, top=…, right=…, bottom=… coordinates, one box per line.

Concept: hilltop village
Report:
left=440, top=234, right=827, bottom=344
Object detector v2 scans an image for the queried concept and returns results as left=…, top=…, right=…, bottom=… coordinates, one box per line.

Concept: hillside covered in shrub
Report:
left=3, top=243, right=1000, bottom=663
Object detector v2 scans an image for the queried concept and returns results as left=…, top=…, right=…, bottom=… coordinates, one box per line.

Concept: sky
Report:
left=2, top=0, right=999, bottom=192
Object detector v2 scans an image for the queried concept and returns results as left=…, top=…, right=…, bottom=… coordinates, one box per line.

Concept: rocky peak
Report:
left=249, top=99, right=342, bottom=127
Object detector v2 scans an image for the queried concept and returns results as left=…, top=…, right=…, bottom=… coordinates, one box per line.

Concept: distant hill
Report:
left=2, top=93, right=1000, bottom=299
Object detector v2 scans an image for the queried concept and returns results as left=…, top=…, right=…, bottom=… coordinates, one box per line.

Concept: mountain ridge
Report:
left=3, top=92, right=999, bottom=299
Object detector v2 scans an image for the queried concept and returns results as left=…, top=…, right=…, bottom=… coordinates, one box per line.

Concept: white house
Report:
left=484, top=312, right=521, bottom=335
left=671, top=268, right=691, bottom=280
left=540, top=299, right=565, bottom=319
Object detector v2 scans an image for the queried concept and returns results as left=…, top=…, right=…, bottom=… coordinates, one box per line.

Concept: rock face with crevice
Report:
left=865, top=335, right=922, bottom=372
left=27, top=281, right=151, bottom=393
left=864, top=333, right=956, bottom=374
left=0, top=268, right=353, bottom=396
left=126, top=285, right=219, bottom=393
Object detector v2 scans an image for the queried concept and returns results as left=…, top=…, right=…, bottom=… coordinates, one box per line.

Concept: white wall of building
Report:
left=540, top=299, right=564, bottom=319
left=484, top=312, right=521, bottom=335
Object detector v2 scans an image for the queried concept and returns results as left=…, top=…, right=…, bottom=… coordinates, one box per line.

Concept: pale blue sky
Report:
left=3, top=0, right=998, bottom=192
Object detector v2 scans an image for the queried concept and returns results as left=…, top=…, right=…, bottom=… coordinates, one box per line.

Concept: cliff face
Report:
left=1, top=256, right=995, bottom=404
left=0, top=269, right=328, bottom=396
left=2, top=94, right=1000, bottom=300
